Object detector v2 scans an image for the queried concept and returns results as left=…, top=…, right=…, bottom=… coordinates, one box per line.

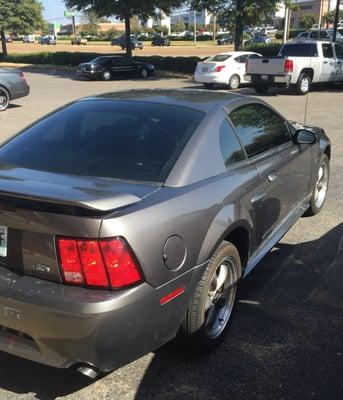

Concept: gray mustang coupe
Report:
left=0, top=90, right=330, bottom=377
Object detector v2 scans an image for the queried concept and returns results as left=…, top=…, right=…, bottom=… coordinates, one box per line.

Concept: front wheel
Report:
left=141, top=68, right=148, bottom=79
left=102, top=70, right=111, bottom=81
left=181, top=241, right=241, bottom=351
left=0, top=87, right=10, bottom=111
left=304, top=154, right=330, bottom=216
left=296, top=73, right=311, bottom=95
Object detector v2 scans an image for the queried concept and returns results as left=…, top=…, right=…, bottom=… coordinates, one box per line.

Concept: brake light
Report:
left=56, top=237, right=143, bottom=289
left=213, top=65, right=226, bottom=72
left=284, top=59, right=293, bottom=73
left=19, top=71, right=27, bottom=84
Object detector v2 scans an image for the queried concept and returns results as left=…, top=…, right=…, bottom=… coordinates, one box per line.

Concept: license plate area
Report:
left=261, top=75, right=269, bottom=80
left=202, top=67, right=209, bottom=73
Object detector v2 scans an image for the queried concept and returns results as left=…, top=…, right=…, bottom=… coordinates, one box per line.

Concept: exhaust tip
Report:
left=77, top=365, right=99, bottom=379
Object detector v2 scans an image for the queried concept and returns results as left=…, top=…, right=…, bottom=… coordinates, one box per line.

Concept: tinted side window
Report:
left=280, top=43, right=318, bottom=57
left=219, top=119, right=246, bottom=167
left=335, top=43, right=343, bottom=58
left=322, top=43, right=334, bottom=58
left=229, top=104, right=290, bottom=158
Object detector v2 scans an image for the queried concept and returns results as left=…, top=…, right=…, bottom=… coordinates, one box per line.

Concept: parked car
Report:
left=194, top=51, right=262, bottom=90
left=0, top=89, right=330, bottom=376
left=0, top=68, right=30, bottom=111
left=22, top=35, right=35, bottom=43
left=111, top=36, right=144, bottom=50
left=5, top=36, right=13, bottom=43
left=151, top=36, right=171, bottom=46
left=40, top=35, right=57, bottom=45
left=217, top=34, right=234, bottom=45
left=245, top=41, right=343, bottom=94
left=71, top=36, right=87, bottom=45
left=77, top=55, right=155, bottom=80
left=245, top=35, right=273, bottom=46
left=294, top=29, right=343, bottom=44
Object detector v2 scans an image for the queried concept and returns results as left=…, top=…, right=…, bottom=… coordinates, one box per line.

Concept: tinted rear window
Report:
left=207, top=54, right=232, bottom=62
left=0, top=101, right=204, bottom=183
left=279, top=44, right=318, bottom=57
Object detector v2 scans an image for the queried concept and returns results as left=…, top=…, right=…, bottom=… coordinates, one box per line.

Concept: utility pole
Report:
left=194, top=10, right=197, bottom=46
left=213, top=14, right=217, bottom=43
left=283, top=5, right=289, bottom=43
left=333, top=0, right=341, bottom=42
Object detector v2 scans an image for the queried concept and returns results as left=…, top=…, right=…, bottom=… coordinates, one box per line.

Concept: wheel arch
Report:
left=299, top=68, right=314, bottom=81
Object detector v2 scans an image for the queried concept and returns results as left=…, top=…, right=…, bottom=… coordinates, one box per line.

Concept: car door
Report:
left=320, top=43, right=336, bottom=82
left=229, top=103, right=312, bottom=242
left=233, top=55, right=248, bottom=82
left=334, top=43, right=343, bottom=80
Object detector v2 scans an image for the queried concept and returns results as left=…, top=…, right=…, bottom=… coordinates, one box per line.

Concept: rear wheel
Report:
left=102, top=71, right=111, bottom=81
left=203, top=83, right=214, bottom=90
left=0, top=87, right=10, bottom=111
left=296, top=73, right=311, bottom=95
left=181, top=241, right=241, bottom=351
left=254, top=83, right=270, bottom=94
left=305, top=154, right=330, bottom=216
left=228, top=74, right=240, bottom=90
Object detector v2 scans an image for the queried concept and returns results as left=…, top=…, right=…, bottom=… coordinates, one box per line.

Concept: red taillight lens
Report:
left=284, top=59, right=293, bottom=73
left=56, top=237, right=142, bottom=290
left=213, top=65, right=226, bottom=72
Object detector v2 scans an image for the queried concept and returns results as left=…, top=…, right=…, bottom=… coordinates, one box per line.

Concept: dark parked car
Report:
left=217, top=34, right=234, bottom=45
left=77, top=56, right=155, bottom=80
left=40, top=35, right=57, bottom=45
left=111, top=36, right=144, bottom=50
left=0, top=68, right=30, bottom=111
left=151, top=36, right=171, bottom=46
left=0, top=90, right=330, bottom=377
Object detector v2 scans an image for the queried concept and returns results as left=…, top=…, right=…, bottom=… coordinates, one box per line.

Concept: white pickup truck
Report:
left=245, top=41, right=343, bottom=94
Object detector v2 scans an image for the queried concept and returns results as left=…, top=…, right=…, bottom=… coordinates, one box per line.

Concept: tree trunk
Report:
left=124, top=8, right=132, bottom=58
left=234, top=16, right=244, bottom=50
left=0, top=28, right=8, bottom=57
left=234, top=0, right=244, bottom=50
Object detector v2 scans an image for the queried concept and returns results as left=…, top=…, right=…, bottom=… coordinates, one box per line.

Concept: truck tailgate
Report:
left=247, top=57, right=286, bottom=75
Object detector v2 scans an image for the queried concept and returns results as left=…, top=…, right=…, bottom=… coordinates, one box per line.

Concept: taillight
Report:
left=284, top=59, right=293, bottom=73
left=213, top=65, right=226, bottom=72
left=19, top=71, right=27, bottom=84
left=56, top=237, right=143, bottom=289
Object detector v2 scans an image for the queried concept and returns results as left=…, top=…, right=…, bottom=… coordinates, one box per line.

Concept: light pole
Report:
left=194, top=10, right=197, bottom=46
left=333, top=0, right=341, bottom=42
left=283, top=5, right=289, bottom=43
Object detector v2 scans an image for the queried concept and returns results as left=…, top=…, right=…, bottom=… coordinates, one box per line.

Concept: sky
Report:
left=42, top=0, right=75, bottom=24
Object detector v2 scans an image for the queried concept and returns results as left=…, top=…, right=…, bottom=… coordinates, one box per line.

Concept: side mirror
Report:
left=294, top=129, right=316, bottom=145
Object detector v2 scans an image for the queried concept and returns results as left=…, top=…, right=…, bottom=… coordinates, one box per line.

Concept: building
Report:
left=170, top=9, right=212, bottom=26
left=290, top=0, right=341, bottom=28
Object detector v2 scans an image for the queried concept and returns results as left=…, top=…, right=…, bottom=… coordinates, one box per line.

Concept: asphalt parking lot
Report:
left=0, top=71, right=343, bottom=400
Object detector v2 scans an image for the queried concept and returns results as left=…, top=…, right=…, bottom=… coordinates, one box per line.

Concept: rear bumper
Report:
left=194, top=72, right=228, bottom=85
left=244, top=74, right=291, bottom=85
left=0, top=265, right=201, bottom=371
left=11, top=84, right=30, bottom=100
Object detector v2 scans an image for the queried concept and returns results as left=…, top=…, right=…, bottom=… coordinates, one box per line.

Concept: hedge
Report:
left=275, top=29, right=306, bottom=40
left=242, top=43, right=283, bottom=56
left=0, top=51, right=202, bottom=74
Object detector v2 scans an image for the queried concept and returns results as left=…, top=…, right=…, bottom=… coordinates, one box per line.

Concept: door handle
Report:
left=268, top=172, right=278, bottom=182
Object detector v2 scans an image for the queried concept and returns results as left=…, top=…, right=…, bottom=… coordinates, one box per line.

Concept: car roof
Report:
left=214, top=51, right=257, bottom=56
left=80, top=89, right=247, bottom=113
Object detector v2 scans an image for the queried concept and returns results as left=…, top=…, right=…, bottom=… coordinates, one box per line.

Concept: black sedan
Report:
left=152, top=36, right=171, bottom=46
left=77, top=56, right=155, bottom=81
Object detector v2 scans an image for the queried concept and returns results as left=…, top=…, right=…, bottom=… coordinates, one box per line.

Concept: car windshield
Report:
left=0, top=100, right=204, bottom=183
left=279, top=43, right=318, bottom=57
left=207, top=54, right=232, bottom=62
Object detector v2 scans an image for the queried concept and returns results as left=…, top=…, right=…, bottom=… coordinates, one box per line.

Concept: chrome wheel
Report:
left=204, top=256, right=238, bottom=339
left=102, top=71, right=111, bottom=81
left=0, top=89, right=9, bottom=111
left=314, top=162, right=329, bottom=209
left=229, top=75, right=240, bottom=90
left=141, top=68, right=148, bottom=78
left=300, top=77, right=310, bottom=93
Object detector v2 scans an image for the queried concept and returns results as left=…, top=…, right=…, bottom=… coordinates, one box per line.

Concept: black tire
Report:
left=304, top=154, right=330, bottom=216
left=228, top=74, right=240, bottom=90
left=254, top=83, right=270, bottom=94
left=295, top=73, right=311, bottom=95
left=0, top=87, right=10, bottom=111
left=181, top=241, right=241, bottom=351
left=203, top=83, right=214, bottom=90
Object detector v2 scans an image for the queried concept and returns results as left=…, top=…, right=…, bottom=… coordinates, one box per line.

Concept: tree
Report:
left=0, top=0, right=45, bottom=56
left=190, top=0, right=280, bottom=50
left=299, top=14, right=316, bottom=30
left=130, top=16, right=142, bottom=34
left=323, top=9, right=343, bottom=25
left=171, top=21, right=186, bottom=33
left=65, top=0, right=184, bottom=57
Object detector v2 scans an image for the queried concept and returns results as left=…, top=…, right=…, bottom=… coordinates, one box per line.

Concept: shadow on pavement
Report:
left=0, top=224, right=341, bottom=399
left=135, top=222, right=343, bottom=400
